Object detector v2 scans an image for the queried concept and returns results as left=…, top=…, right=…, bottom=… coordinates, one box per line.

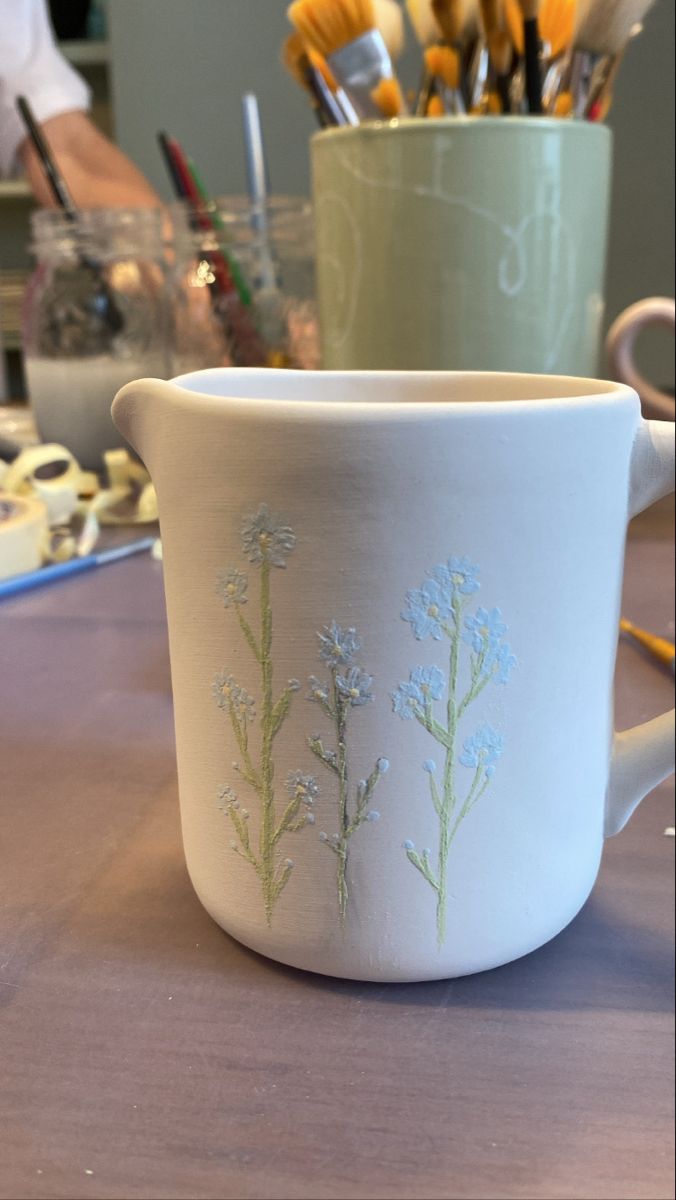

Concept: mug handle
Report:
left=605, top=418, right=675, bottom=836
left=606, top=298, right=676, bottom=422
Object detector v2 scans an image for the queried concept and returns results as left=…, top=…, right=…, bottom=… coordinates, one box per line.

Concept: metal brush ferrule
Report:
left=328, top=30, right=407, bottom=120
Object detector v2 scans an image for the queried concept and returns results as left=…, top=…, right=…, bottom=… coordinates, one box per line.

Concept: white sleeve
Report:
left=0, top=0, right=91, bottom=177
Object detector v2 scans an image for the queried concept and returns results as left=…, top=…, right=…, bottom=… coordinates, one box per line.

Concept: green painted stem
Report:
left=258, top=558, right=276, bottom=923
left=334, top=672, right=350, bottom=922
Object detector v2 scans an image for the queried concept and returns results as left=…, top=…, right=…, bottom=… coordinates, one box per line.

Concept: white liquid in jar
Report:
left=25, top=355, right=166, bottom=471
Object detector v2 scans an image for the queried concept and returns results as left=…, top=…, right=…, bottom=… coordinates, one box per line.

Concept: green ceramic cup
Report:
left=311, top=117, right=612, bottom=374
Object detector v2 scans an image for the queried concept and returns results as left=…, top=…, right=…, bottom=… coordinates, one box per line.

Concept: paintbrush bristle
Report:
left=308, top=45, right=340, bottom=90
left=406, top=0, right=442, bottom=45
left=573, top=0, right=656, bottom=55
left=488, top=28, right=513, bottom=74
left=288, top=0, right=376, bottom=59
left=517, top=0, right=540, bottom=19
left=281, top=32, right=311, bottom=87
left=554, top=90, right=574, bottom=114
left=432, top=0, right=463, bottom=44
left=374, top=0, right=406, bottom=58
left=426, top=93, right=446, bottom=114
left=478, top=0, right=502, bottom=38
left=504, top=0, right=573, bottom=56
left=370, top=75, right=407, bottom=114
left=424, top=43, right=461, bottom=88
left=408, top=0, right=478, bottom=45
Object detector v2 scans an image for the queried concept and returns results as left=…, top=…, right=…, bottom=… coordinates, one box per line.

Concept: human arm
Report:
left=1, top=0, right=160, bottom=208
left=18, top=109, right=161, bottom=209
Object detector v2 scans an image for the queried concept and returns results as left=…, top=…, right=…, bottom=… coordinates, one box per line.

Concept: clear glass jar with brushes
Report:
left=168, top=196, right=319, bottom=374
left=22, top=206, right=170, bottom=471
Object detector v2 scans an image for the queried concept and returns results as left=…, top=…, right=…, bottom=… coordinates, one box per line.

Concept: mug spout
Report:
left=112, top=377, right=176, bottom=469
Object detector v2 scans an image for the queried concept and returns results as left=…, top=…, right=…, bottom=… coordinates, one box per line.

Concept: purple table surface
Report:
left=0, top=508, right=674, bottom=1200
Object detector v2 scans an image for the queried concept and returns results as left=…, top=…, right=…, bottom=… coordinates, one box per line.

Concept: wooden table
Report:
left=1, top=509, right=674, bottom=1200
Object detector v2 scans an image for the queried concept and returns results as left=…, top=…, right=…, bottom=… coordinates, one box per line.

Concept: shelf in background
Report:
left=59, top=39, right=110, bottom=66
left=0, top=269, right=29, bottom=351
left=0, top=179, right=32, bottom=200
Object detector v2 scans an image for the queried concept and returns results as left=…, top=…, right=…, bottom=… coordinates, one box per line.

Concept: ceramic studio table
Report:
left=1, top=505, right=674, bottom=1200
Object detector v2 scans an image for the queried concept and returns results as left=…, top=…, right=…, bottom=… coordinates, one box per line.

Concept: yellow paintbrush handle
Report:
left=620, top=618, right=676, bottom=672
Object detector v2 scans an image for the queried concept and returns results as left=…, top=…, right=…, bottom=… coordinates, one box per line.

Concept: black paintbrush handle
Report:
left=522, top=19, right=542, bottom=114
left=304, top=62, right=348, bottom=127
left=16, top=96, right=77, bottom=216
left=157, top=130, right=187, bottom=198
left=17, top=95, right=124, bottom=338
left=496, top=74, right=512, bottom=113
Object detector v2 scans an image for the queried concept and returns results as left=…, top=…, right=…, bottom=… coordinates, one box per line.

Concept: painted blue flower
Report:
left=216, top=784, right=237, bottom=811
left=391, top=665, right=444, bottom=719
left=459, top=724, right=504, bottom=770
left=307, top=675, right=330, bottom=703
left=430, top=555, right=480, bottom=598
left=240, top=503, right=296, bottom=567
left=216, top=567, right=248, bottom=607
left=212, top=671, right=240, bottom=709
left=212, top=671, right=255, bottom=721
left=391, top=680, right=423, bottom=720
left=285, top=772, right=319, bottom=806
left=464, top=606, right=507, bottom=654
left=411, top=665, right=445, bottom=701
left=335, top=666, right=373, bottom=706
left=487, top=641, right=517, bottom=684
left=317, top=621, right=360, bottom=666
left=401, top=579, right=453, bottom=640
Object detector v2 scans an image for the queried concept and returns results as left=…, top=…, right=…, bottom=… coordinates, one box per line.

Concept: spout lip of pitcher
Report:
left=168, top=367, right=640, bottom=417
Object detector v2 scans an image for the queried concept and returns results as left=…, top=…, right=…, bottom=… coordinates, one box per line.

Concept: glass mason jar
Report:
left=22, top=207, right=170, bottom=471
left=168, top=196, right=320, bottom=375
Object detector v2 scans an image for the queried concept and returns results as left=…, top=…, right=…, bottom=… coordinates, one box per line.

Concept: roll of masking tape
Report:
left=1, top=443, right=81, bottom=527
left=0, top=492, right=49, bottom=582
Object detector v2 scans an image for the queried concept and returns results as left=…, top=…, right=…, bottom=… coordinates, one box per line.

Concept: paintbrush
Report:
left=516, top=0, right=542, bottom=112
left=432, top=0, right=466, bottom=46
left=281, top=32, right=349, bottom=124
left=477, top=0, right=513, bottom=111
left=288, top=0, right=408, bottom=120
left=0, top=536, right=156, bottom=600
left=584, top=30, right=635, bottom=119
left=158, top=132, right=237, bottom=298
left=157, top=132, right=269, bottom=367
left=434, top=1, right=483, bottom=105
left=241, top=94, right=290, bottom=357
left=504, top=0, right=573, bottom=61
left=306, top=45, right=361, bottom=123
left=287, top=10, right=406, bottom=120
left=370, top=76, right=408, bottom=115
left=553, top=0, right=655, bottom=117
left=580, top=0, right=656, bottom=114
left=406, top=0, right=444, bottom=113
left=16, top=95, right=125, bottom=346
left=374, top=0, right=407, bottom=59
left=620, top=618, right=675, bottom=676
left=488, top=29, right=514, bottom=111
left=424, top=44, right=466, bottom=111
left=406, top=0, right=443, bottom=47
left=425, top=94, right=447, bottom=114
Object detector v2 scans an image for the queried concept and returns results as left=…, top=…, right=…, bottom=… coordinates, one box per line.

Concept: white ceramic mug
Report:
left=607, top=297, right=676, bottom=421
left=113, top=369, right=675, bottom=982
